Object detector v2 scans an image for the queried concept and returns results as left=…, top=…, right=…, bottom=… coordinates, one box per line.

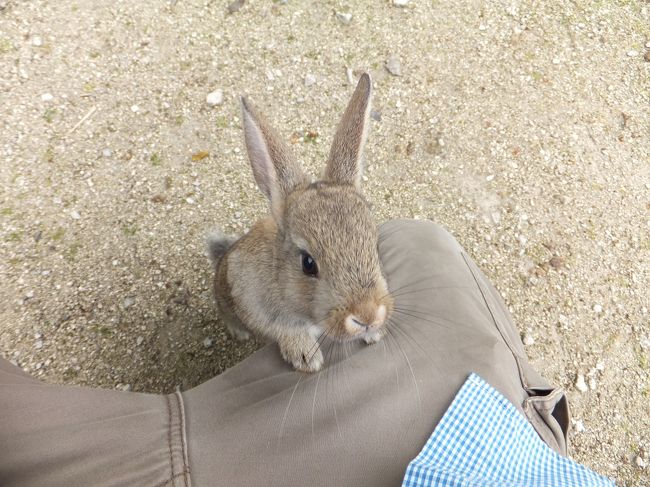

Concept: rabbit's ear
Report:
left=323, top=73, right=372, bottom=189
left=241, top=97, right=309, bottom=218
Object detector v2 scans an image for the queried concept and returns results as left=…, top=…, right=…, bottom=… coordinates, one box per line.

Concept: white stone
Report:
left=203, top=337, right=213, bottom=348
left=41, top=93, right=54, bottom=102
left=102, top=148, right=112, bottom=158
left=386, top=56, right=402, bottom=76
left=486, top=174, right=495, bottom=181
left=627, top=50, right=639, bottom=57
left=336, top=12, right=352, bottom=24
left=136, top=336, right=143, bottom=346
left=523, top=334, right=535, bottom=346
left=130, top=104, right=140, bottom=113
left=206, top=89, right=224, bottom=106
left=593, top=304, right=603, bottom=313
left=32, top=36, right=42, bottom=47
left=575, top=374, right=588, bottom=392
left=35, top=340, right=43, bottom=350
left=573, top=419, right=586, bottom=433
left=304, top=74, right=317, bottom=87
left=393, top=0, right=409, bottom=6
left=636, top=456, right=647, bottom=469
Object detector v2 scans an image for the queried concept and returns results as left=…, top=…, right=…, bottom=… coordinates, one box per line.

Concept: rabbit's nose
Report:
left=344, top=304, right=387, bottom=335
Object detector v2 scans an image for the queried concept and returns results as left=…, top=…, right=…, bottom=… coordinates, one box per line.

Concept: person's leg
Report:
left=0, top=219, right=567, bottom=487
left=182, top=219, right=568, bottom=487
left=0, top=358, right=190, bottom=487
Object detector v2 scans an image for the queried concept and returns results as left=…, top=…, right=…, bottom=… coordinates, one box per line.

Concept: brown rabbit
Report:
left=208, top=74, right=393, bottom=372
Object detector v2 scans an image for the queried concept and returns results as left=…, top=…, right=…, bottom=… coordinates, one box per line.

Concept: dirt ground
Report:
left=1, top=0, right=648, bottom=484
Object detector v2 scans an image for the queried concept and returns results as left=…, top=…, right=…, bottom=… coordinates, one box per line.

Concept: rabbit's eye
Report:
left=301, top=252, right=318, bottom=277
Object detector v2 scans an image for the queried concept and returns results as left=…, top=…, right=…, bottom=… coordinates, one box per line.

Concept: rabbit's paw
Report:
left=364, top=328, right=386, bottom=345
left=279, top=333, right=324, bottom=373
left=226, top=322, right=252, bottom=341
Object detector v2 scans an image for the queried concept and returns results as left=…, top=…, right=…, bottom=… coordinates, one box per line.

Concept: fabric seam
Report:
left=460, top=252, right=528, bottom=387
left=165, top=395, right=176, bottom=482
left=175, top=389, right=191, bottom=487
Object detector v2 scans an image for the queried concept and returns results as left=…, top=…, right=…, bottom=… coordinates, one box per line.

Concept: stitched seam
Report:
left=153, top=470, right=190, bottom=487
left=165, top=394, right=176, bottom=482
left=175, top=390, right=191, bottom=487
left=461, top=252, right=528, bottom=388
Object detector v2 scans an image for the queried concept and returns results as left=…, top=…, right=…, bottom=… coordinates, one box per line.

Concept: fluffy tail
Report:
left=206, top=230, right=238, bottom=265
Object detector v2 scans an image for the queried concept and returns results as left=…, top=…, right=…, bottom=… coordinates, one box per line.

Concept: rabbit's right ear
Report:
left=240, top=97, right=309, bottom=220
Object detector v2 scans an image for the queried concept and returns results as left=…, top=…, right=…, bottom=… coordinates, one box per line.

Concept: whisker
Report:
left=311, top=366, right=322, bottom=444
left=384, top=326, right=422, bottom=409
left=391, top=308, right=453, bottom=330
left=278, top=374, right=303, bottom=441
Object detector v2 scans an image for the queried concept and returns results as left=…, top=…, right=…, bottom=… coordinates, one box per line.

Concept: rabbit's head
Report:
left=241, top=74, right=392, bottom=342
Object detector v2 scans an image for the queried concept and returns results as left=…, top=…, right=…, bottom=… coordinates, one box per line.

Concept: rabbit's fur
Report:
left=210, top=74, right=393, bottom=372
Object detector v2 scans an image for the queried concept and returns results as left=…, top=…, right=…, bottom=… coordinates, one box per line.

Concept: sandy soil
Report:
left=1, top=0, right=648, bottom=483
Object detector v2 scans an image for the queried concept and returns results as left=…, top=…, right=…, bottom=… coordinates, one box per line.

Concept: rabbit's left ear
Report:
left=323, top=73, right=372, bottom=189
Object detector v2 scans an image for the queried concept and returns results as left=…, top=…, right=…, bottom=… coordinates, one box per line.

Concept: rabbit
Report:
left=208, top=73, right=393, bottom=372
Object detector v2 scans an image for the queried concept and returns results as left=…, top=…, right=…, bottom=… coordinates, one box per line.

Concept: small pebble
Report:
left=345, top=67, right=354, bottom=85
left=130, top=105, right=140, bottom=113
left=123, top=296, right=136, bottom=309
left=41, top=93, right=54, bottom=102
left=120, top=384, right=132, bottom=392
left=70, top=210, right=81, bottom=220
left=227, top=0, right=245, bottom=14
left=636, top=456, right=647, bottom=469
left=186, top=197, right=195, bottom=204
left=136, top=336, right=143, bottom=346
left=34, top=340, right=43, bottom=350
left=370, top=109, right=382, bottom=122
left=336, top=12, right=352, bottom=24
left=203, top=337, right=213, bottom=348
left=646, top=41, right=650, bottom=48
left=385, top=56, right=402, bottom=76
left=589, top=377, right=597, bottom=390
left=573, top=419, right=586, bottom=433
left=102, top=148, right=113, bottom=158
left=393, top=0, right=409, bottom=6
left=206, top=89, right=224, bottom=106
left=486, top=174, right=495, bottom=182
left=593, top=304, right=603, bottom=313
left=26, top=290, right=34, bottom=299
left=627, top=50, right=639, bottom=57
left=304, top=73, right=317, bottom=87
left=575, top=373, right=588, bottom=392
left=32, top=35, right=42, bottom=47
left=549, top=256, right=564, bottom=269
left=523, top=334, right=535, bottom=346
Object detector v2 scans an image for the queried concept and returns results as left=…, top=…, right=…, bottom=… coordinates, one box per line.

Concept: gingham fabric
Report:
left=402, top=373, right=614, bottom=487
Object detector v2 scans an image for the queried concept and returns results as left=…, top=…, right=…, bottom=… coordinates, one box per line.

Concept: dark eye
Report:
left=301, top=252, right=318, bottom=277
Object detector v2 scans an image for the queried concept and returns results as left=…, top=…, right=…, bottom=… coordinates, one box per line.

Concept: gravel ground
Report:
left=1, top=0, right=648, bottom=483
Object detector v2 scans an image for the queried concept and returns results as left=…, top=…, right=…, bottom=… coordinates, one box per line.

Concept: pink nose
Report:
left=344, top=304, right=387, bottom=334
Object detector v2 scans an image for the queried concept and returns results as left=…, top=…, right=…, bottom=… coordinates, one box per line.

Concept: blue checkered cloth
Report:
left=402, top=373, right=614, bottom=487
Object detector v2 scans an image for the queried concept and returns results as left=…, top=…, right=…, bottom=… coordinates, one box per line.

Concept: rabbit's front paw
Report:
left=279, top=334, right=324, bottom=373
